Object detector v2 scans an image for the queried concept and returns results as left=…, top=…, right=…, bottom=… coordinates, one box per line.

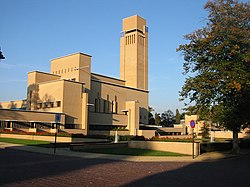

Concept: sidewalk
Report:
left=1, top=142, right=249, bottom=162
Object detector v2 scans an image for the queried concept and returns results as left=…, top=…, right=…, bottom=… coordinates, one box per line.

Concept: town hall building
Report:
left=0, top=15, right=149, bottom=136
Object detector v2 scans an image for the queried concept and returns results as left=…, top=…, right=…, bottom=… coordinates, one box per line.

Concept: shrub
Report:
left=0, top=129, right=71, bottom=137
left=150, top=136, right=193, bottom=142
left=131, top=136, right=145, bottom=141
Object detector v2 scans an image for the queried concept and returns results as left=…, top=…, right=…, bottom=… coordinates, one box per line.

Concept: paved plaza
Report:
left=0, top=143, right=250, bottom=187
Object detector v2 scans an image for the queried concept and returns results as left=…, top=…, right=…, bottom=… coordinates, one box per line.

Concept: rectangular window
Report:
left=37, top=102, right=42, bottom=109
left=56, top=101, right=61, bottom=107
left=44, top=102, right=49, bottom=108
left=112, top=101, right=118, bottom=114
left=99, top=99, right=101, bottom=112
left=107, top=101, right=110, bottom=113
left=50, top=102, right=54, bottom=108
left=95, top=99, right=99, bottom=112
left=107, top=95, right=110, bottom=113
left=103, top=100, right=106, bottom=113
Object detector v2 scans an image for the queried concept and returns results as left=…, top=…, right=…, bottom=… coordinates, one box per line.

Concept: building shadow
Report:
left=0, top=147, right=120, bottom=186
left=121, top=154, right=250, bottom=187
left=0, top=145, right=250, bottom=186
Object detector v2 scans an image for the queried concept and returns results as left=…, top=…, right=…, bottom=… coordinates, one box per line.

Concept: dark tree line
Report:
left=148, top=108, right=184, bottom=127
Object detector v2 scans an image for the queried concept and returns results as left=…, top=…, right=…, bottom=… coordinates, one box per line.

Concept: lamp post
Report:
left=54, top=114, right=61, bottom=154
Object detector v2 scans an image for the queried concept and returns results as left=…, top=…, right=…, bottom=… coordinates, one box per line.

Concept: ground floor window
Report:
left=89, top=125, right=126, bottom=131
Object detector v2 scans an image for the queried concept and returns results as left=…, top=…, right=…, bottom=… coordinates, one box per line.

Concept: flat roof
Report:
left=91, top=72, right=125, bottom=82
left=51, top=52, right=92, bottom=61
left=28, top=70, right=61, bottom=77
left=91, top=79, right=149, bottom=93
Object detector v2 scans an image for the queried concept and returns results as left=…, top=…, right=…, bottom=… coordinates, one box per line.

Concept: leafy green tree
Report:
left=175, top=109, right=181, bottom=124
left=177, top=0, right=250, bottom=153
left=201, top=122, right=211, bottom=139
left=180, top=112, right=185, bottom=120
left=148, top=106, right=155, bottom=125
left=155, top=113, right=161, bottom=126
left=161, top=110, right=174, bottom=127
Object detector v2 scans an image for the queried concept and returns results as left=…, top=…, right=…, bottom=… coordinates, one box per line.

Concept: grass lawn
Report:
left=80, top=147, right=188, bottom=156
left=0, top=138, right=189, bottom=156
left=0, top=137, right=51, bottom=146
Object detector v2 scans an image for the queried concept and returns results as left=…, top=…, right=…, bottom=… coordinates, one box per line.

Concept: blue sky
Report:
left=0, top=0, right=210, bottom=114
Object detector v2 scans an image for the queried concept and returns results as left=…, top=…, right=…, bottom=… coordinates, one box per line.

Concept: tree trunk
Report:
left=232, top=129, right=240, bottom=154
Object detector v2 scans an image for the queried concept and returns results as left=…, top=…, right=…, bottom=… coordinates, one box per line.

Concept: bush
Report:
left=200, top=142, right=232, bottom=153
left=118, top=135, right=133, bottom=141
left=131, top=136, right=146, bottom=141
left=0, top=129, right=71, bottom=137
left=150, top=136, right=193, bottom=142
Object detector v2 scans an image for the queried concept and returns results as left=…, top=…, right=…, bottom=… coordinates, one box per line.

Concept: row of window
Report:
left=37, top=101, right=61, bottom=109
left=52, top=67, right=78, bottom=75
left=125, top=34, right=145, bottom=45
left=89, top=125, right=126, bottom=131
left=94, top=99, right=118, bottom=114
left=125, top=34, right=136, bottom=45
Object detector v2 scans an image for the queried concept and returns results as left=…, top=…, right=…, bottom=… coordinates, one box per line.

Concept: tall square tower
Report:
left=120, top=15, right=148, bottom=90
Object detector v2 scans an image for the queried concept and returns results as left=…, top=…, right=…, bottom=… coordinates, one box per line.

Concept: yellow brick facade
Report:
left=0, top=15, right=149, bottom=136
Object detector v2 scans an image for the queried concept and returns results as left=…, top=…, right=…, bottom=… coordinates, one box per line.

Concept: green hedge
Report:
left=150, top=136, right=193, bottom=142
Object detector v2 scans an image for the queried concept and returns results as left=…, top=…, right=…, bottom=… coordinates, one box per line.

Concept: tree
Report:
left=161, top=110, right=174, bottom=127
left=177, top=0, right=250, bottom=153
left=148, top=106, right=155, bottom=125
left=200, top=121, right=211, bottom=139
left=175, top=109, right=181, bottom=124
left=27, top=84, right=40, bottom=110
left=155, top=113, right=161, bottom=126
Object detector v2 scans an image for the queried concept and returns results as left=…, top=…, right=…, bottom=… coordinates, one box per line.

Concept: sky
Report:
left=0, top=0, right=211, bottom=114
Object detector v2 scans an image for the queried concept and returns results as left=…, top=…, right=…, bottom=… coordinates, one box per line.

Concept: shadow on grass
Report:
left=0, top=137, right=51, bottom=146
